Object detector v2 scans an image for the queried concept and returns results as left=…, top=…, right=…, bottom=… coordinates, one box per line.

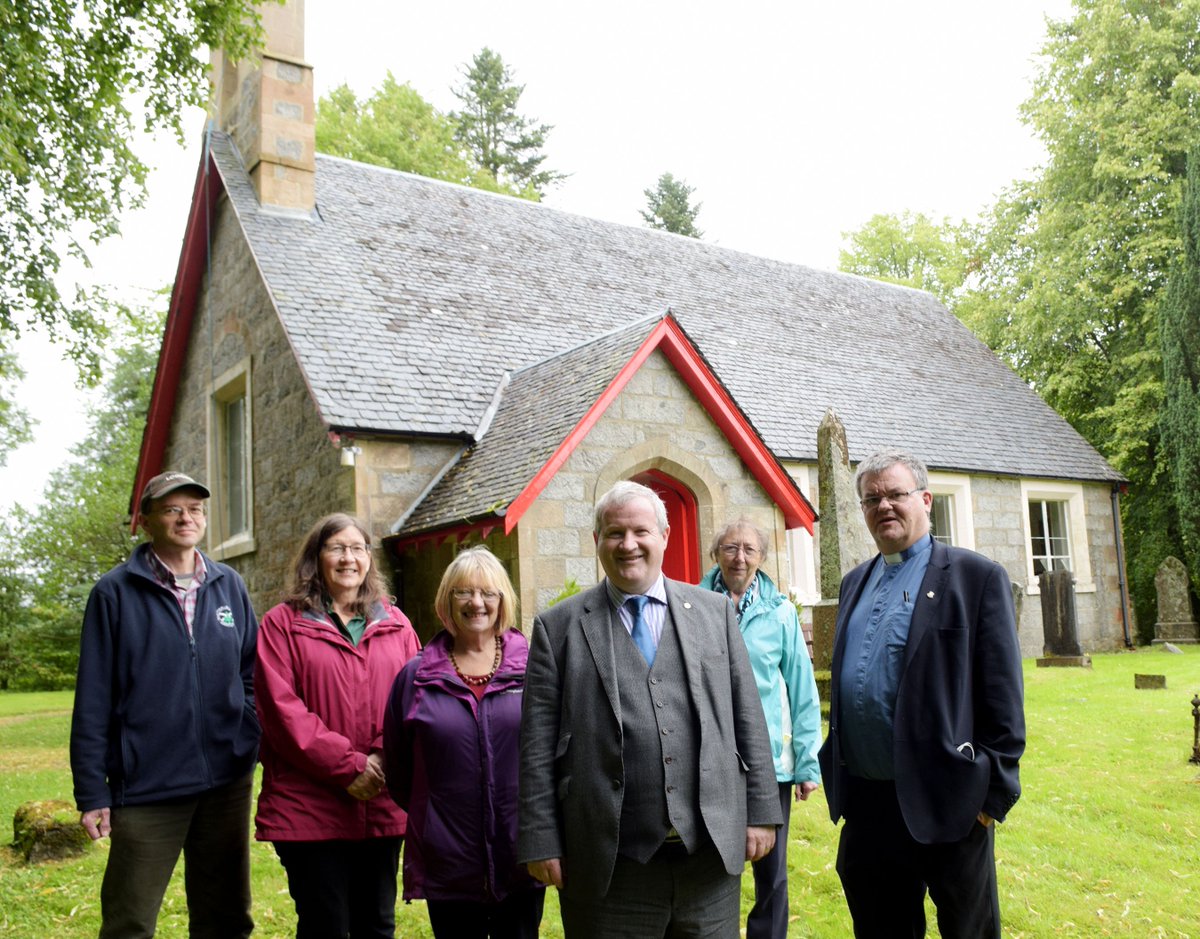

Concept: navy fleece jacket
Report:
left=70, top=543, right=260, bottom=811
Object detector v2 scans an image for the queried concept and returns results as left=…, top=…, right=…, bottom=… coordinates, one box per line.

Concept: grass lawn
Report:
left=2, top=647, right=1198, bottom=937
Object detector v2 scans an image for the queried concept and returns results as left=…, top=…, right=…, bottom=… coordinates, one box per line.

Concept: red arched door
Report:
left=632, top=470, right=700, bottom=584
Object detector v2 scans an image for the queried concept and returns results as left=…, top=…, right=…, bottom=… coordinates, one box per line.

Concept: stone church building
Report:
left=133, top=0, right=1130, bottom=654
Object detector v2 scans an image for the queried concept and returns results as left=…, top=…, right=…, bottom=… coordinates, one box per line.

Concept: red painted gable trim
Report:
left=386, top=518, right=500, bottom=555
left=129, top=137, right=224, bottom=531
left=504, top=315, right=815, bottom=534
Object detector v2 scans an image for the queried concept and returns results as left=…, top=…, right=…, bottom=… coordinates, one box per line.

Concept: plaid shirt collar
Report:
left=147, top=548, right=208, bottom=589
left=147, top=548, right=208, bottom=635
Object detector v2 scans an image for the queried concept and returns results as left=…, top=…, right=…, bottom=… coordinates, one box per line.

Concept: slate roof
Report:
left=210, top=131, right=1121, bottom=484
left=398, top=316, right=657, bottom=534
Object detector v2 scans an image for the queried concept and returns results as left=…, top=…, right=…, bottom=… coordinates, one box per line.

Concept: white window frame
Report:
left=1019, top=479, right=1093, bottom=594
left=926, top=472, right=974, bottom=550
left=785, top=465, right=819, bottom=604
left=206, top=356, right=255, bottom=560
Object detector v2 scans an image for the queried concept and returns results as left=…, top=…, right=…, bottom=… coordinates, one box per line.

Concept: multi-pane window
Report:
left=930, top=494, right=955, bottom=545
left=208, top=358, right=254, bottom=558
left=1028, top=499, right=1071, bottom=575
left=222, top=395, right=248, bottom=537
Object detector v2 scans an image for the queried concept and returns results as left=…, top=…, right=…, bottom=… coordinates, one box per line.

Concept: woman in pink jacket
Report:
left=255, top=513, right=420, bottom=938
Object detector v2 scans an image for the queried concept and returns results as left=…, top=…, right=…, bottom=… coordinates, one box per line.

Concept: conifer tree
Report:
left=640, top=173, right=703, bottom=239
left=1160, top=145, right=1200, bottom=595
left=451, top=48, right=563, bottom=198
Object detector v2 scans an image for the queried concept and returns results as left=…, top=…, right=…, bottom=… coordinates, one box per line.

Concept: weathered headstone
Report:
left=12, top=800, right=91, bottom=863
left=816, top=410, right=874, bottom=596
left=1152, top=556, right=1199, bottom=645
left=1010, top=581, right=1024, bottom=629
left=810, top=410, right=873, bottom=672
left=1133, top=674, right=1166, bottom=690
left=1035, top=568, right=1091, bottom=668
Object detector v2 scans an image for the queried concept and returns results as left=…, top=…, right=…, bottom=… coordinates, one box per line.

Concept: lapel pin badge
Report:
left=926, top=591, right=935, bottom=599
left=683, top=602, right=692, bottom=609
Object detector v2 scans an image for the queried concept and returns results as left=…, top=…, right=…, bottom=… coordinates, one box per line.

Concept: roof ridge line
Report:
left=474, top=370, right=511, bottom=441
left=509, top=308, right=670, bottom=378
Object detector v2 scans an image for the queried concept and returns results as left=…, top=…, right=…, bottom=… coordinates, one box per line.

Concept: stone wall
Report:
left=962, top=476, right=1125, bottom=656
left=1068, top=481, right=1126, bottom=653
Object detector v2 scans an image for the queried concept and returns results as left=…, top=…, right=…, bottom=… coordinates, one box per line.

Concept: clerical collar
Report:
left=882, top=534, right=933, bottom=566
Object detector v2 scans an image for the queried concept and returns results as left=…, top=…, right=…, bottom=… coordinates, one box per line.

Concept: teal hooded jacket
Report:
left=700, top=566, right=822, bottom=785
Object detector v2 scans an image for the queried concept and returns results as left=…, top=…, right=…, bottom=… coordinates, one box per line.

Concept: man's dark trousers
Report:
left=835, top=777, right=1000, bottom=939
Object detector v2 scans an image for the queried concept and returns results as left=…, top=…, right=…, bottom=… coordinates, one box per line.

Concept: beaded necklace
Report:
left=449, top=634, right=502, bottom=686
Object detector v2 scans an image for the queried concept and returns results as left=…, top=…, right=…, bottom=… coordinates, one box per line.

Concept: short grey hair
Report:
left=593, top=480, right=668, bottom=535
left=853, top=449, right=930, bottom=496
left=709, top=517, right=769, bottom=561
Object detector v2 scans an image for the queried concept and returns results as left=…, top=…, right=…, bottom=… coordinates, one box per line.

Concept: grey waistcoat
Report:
left=611, top=604, right=702, bottom=862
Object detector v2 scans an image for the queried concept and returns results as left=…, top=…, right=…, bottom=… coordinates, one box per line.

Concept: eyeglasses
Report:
left=451, top=588, right=501, bottom=602
left=322, top=543, right=370, bottom=558
left=157, top=504, right=206, bottom=519
left=719, top=543, right=761, bottom=559
left=860, top=489, right=923, bottom=510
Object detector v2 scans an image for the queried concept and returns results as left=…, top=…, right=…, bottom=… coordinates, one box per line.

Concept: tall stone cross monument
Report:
left=810, top=410, right=874, bottom=670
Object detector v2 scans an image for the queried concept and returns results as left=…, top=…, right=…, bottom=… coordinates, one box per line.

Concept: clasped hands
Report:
left=346, top=751, right=387, bottom=801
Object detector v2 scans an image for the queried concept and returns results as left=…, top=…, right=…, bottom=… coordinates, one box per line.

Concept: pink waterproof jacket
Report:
left=254, top=600, right=421, bottom=841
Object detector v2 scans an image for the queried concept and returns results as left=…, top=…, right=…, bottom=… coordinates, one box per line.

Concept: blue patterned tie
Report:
left=627, top=595, right=656, bottom=667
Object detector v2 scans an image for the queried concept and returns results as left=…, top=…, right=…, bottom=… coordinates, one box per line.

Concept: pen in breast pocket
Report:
left=903, top=590, right=910, bottom=603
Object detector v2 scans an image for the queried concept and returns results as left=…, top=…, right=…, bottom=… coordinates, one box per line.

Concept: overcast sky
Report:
left=1, top=0, right=1074, bottom=515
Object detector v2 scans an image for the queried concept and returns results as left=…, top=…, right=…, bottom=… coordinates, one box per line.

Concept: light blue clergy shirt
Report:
left=838, top=534, right=934, bottom=779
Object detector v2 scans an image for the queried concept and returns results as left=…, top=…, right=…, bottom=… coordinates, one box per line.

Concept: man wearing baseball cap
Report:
left=70, top=471, right=260, bottom=938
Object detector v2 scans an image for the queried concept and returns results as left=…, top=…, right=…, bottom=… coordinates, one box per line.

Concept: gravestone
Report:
left=1152, top=556, right=1199, bottom=645
left=1035, top=568, right=1091, bottom=668
left=810, top=410, right=873, bottom=671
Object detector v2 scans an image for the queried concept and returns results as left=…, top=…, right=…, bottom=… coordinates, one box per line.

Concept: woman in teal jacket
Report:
left=700, top=518, right=822, bottom=939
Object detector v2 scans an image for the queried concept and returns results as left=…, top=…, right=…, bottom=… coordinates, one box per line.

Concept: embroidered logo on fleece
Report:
left=216, top=605, right=236, bottom=628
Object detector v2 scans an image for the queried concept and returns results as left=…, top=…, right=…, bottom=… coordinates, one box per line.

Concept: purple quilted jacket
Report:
left=383, top=628, right=543, bottom=903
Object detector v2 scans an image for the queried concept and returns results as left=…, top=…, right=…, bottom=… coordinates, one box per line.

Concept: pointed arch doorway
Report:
left=632, top=470, right=700, bottom=584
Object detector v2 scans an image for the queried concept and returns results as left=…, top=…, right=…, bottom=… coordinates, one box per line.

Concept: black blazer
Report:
left=818, top=539, right=1026, bottom=843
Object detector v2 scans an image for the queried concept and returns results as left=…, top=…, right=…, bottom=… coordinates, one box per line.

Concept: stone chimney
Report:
left=211, top=0, right=314, bottom=212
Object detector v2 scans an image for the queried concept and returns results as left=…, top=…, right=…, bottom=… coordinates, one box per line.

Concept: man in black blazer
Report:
left=819, top=450, right=1025, bottom=939
left=519, top=481, right=782, bottom=938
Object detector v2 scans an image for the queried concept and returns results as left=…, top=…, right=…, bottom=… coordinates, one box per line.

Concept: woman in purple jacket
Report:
left=383, top=546, right=544, bottom=939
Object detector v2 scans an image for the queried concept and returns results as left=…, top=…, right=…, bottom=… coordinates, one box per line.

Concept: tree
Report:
left=451, top=48, right=563, bottom=198
left=835, top=3, right=1200, bottom=634
left=956, top=0, right=1200, bottom=637
left=0, top=351, right=32, bottom=466
left=1160, top=146, right=1200, bottom=595
left=0, top=519, right=32, bottom=690
left=0, top=0, right=268, bottom=382
left=838, top=212, right=973, bottom=307
left=10, top=301, right=164, bottom=688
left=316, top=74, right=473, bottom=184
left=641, top=173, right=704, bottom=239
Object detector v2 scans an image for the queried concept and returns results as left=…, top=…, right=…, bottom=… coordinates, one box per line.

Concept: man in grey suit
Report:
left=519, top=480, right=782, bottom=938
